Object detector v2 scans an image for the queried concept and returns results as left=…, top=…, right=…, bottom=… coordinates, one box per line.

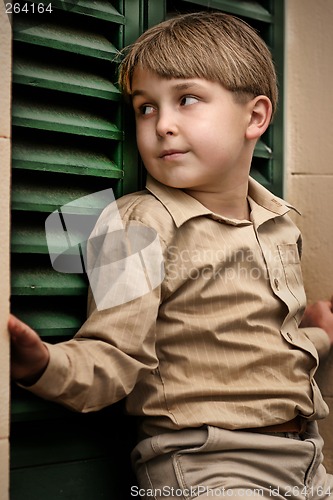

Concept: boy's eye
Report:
left=180, top=96, right=199, bottom=106
left=140, top=105, right=155, bottom=115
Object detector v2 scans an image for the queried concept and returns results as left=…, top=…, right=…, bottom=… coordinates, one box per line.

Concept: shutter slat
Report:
left=11, top=178, right=113, bottom=212
left=10, top=308, right=83, bottom=337
left=11, top=222, right=48, bottom=254
left=11, top=222, right=89, bottom=255
left=12, top=98, right=123, bottom=140
left=11, top=396, right=68, bottom=422
left=14, top=18, right=119, bottom=60
left=254, top=139, right=273, bottom=159
left=35, top=0, right=125, bottom=24
left=13, top=56, right=121, bottom=101
left=11, top=218, right=96, bottom=255
left=181, top=0, right=272, bottom=22
left=12, top=140, right=123, bottom=178
left=250, top=169, right=269, bottom=187
left=11, top=267, right=87, bottom=296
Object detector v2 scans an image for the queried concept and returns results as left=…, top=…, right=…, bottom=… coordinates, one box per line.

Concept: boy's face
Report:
left=131, top=67, right=254, bottom=194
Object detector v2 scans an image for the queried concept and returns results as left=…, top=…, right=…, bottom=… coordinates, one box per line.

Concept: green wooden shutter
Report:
left=10, top=1, right=138, bottom=498
left=146, top=0, right=284, bottom=197
left=11, top=0, right=125, bottom=351
left=11, top=0, right=125, bottom=411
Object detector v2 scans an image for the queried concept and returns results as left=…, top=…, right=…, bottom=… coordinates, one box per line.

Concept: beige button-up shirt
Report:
left=29, top=175, right=330, bottom=437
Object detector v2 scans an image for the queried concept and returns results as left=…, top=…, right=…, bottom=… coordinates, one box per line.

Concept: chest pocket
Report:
left=277, top=243, right=306, bottom=312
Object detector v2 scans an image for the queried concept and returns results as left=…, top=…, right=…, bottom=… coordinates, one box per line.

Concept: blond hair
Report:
left=118, top=11, right=278, bottom=117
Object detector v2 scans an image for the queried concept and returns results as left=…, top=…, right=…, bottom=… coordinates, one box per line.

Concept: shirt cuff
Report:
left=17, top=342, right=71, bottom=401
left=301, top=327, right=331, bottom=359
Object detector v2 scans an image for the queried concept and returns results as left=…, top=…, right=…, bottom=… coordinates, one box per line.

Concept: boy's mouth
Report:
left=159, top=149, right=187, bottom=160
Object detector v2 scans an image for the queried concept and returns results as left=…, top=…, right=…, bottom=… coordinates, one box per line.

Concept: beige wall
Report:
left=0, top=3, right=12, bottom=500
left=285, top=0, right=333, bottom=473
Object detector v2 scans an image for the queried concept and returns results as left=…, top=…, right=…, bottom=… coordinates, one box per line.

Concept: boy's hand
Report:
left=8, top=314, right=50, bottom=385
left=300, top=297, right=333, bottom=345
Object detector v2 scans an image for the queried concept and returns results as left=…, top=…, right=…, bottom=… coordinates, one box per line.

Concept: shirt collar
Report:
left=146, top=174, right=298, bottom=228
left=248, top=177, right=298, bottom=216
left=146, top=175, right=212, bottom=227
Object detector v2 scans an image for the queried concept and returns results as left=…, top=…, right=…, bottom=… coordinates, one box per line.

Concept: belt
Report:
left=244, top=416, right=307, bottom=435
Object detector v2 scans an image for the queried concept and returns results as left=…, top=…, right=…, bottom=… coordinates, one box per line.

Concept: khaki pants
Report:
left=131, top=422, right=333, bottom=500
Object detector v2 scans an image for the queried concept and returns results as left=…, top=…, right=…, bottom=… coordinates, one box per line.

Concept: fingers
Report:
left=303, top=299, right=333, bottom=344
left=301, top=299, right=333, bottom=328
left=315, top=301, right=332, bottom=312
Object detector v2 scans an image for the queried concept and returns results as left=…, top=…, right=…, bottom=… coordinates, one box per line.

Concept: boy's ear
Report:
left=245, top=96, right=272, bottom=141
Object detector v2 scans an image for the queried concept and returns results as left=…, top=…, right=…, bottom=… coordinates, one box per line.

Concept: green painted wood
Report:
left=32, top=0, right=125, bottom=24
left=13, top=56, right=122, bottom=101
left=12, top=140, right=123, bottom=178
left=13, top=18, right=119, bottom=60
left=10, top=458, right=124, bottom=499
left=10, top=410, right=136, bottom=499
left=11, top=178, right=114, bottom=212
left=12, top=98, right=123, bottom=140
left=11, top=394, right=71, bottom=423
left=250, top=168, right=270, bottom=187
left=268, top=0, right=284, bottom=198
left=11, top=267, right=87, bottom=296
left=146, top=0, right=165, bottom=26
left=254, top=139, right=273, bottom=159
left=11, top=222, right=48, bottom=253
left=10, top=307, right=84, bottom=336
left=182, top=0, right=272, bottom=22
left=10, top=409, right=130, bottom=462
left=11, top=219, right=95, bottom=256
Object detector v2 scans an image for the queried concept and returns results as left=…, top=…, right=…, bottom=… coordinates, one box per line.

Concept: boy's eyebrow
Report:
left=131, top=81, right=205, bottom=99
left=173, top=82, right=205, bottom=92
left=131, top=89, right=146, bottom=99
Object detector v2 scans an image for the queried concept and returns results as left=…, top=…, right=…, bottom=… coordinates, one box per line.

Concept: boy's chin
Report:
left=147, top=173, right=194, bottom=190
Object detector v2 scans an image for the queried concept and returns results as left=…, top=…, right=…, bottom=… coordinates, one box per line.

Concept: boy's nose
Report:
left=156, top=110, right=178, bottom=138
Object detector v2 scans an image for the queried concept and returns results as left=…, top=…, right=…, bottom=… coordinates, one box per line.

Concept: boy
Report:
left=9, top=11, right=333, bottom=499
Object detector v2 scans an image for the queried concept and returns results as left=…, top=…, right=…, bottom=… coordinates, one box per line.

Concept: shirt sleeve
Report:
left=21, top=208, right=164, bottom=412
left=301, top=326, right=331, bottom=360
left=22, top=286, right=160, bottom=412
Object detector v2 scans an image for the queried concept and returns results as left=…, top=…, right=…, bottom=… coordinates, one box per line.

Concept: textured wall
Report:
left=285, top=0, right=333, bottom=473
left=0, top=3, right=12, bottom=500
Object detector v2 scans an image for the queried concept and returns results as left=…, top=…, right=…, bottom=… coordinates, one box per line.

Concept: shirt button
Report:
left=274, top=278, right=279, bottom=290
left=286, top=332, right=293, bottom=341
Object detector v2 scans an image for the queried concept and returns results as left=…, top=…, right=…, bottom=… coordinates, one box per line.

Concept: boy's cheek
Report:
left=136, top=134, right=153, bottom=157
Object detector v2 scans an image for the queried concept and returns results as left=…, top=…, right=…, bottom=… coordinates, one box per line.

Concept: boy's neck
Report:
left=184, top=181, right=250, bottom=221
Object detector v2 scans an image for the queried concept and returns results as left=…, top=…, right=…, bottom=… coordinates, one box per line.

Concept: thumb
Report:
left=8, top=314, right=40, bottom=346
